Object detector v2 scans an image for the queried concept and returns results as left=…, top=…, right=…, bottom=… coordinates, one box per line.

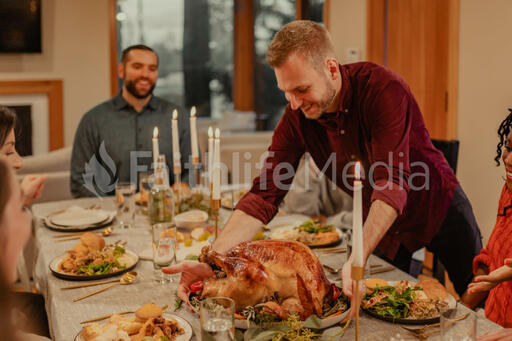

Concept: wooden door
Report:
left=367, top=0, right=459, bottom=140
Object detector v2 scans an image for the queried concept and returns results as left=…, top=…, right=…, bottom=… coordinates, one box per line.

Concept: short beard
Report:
left=124, top=79, right=155, bottom=99
left=317, top=78, right=337, bottom=114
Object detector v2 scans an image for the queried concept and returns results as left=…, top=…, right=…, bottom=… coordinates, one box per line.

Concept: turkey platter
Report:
left=190, top=240, right=349, bottom=325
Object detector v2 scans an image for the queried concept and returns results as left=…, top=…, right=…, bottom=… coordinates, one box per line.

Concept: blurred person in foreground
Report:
left=0, top=157, right=50, bottom=340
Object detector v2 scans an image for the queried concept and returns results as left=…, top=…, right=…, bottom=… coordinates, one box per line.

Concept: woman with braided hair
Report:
left=461, top=108, right=512, bottom=329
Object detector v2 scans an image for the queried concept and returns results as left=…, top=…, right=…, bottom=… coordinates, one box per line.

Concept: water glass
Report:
left=200, top=297, right=235, bottom=341
left=139, top=171, right=153, bottom=198
left=152, top=223, right=177, bottom=283
left=441, top=306, right=477, bottom=341
left=115, top=182, right=136, bottom=228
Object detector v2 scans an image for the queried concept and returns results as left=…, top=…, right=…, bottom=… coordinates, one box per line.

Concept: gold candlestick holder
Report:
left=209, top=182, right=213, bottom=217
left=212, top=199, right=220, bottom=239
left=351, top=265, right=364, bottom=341
left=192, top=156, right=200, bottom=188
left=173, top=168, right=181, bottom=214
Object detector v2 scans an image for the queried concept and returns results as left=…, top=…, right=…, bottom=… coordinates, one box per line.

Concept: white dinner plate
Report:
left=50, top=206, right=111, bottom=227
left=265, top=214, right=310, bottom=230
left=174, top=209, right=209, bottom=230
left=49, top=249, right=139, bottom=281
left=74, top=312, right=193, bottom=341
left=269, top=224, right=343, bottom=248
left=44, top=209, right=116, bottom=233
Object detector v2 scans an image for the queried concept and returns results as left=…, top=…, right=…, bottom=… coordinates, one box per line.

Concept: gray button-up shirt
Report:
left=70, top=93, right=192, bottom=197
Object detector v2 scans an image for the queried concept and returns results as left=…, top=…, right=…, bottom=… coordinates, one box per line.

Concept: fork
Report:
left=401, top=312, right=470, bottom=339
left=404, top=328, right=441, bottom=340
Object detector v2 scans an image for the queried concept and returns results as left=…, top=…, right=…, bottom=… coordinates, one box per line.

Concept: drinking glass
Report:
left=200, top=297, right=235, bottom=341
left=115, top=182, right=136, bottom=228
left=441, top=306, right=477, bottom=341
left=139, top=171, right=153, bottom=199
left=152, top=223, right=177, bottom=283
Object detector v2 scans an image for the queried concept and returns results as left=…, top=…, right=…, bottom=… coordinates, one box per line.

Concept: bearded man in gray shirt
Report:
left=70, top=44, right=191, bottom=197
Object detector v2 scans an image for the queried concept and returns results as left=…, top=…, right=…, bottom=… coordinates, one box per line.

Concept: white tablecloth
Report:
left=31, top=197, right=501, bottom=341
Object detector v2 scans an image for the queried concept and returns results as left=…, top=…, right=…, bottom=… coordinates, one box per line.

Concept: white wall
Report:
left=457, top=0, right=512, bottom=243
left=328, top=0, right=367, bottom=62
left=0, top=0, right=111, bottom=146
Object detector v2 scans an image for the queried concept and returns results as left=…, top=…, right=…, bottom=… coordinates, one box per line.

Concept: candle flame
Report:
left=153, top=126, right=159, bottom=138
left=215, top=128, right=220, bottom=139
left=172, top=109, right=178, bottom=120
left=190, top=106, right=196, bottom=117
left=208, top=126, right=213, bottom=138
left=355, top=161, right=361, bottom=180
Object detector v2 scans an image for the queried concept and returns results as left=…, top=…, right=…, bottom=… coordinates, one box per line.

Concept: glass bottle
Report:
left=148, top=155, right=174, bottom=224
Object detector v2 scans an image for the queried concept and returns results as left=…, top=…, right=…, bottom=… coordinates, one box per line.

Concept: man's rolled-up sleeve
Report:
left=366, top=81, right=411, bottom=215
left=235, top=109, right=305, bottom=224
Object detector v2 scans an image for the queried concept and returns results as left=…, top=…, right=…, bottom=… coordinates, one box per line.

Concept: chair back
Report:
left=431, top=139, right=460, bottom=174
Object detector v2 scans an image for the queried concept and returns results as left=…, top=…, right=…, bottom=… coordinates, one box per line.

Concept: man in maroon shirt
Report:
left=165, top=20, right=482, bottom=315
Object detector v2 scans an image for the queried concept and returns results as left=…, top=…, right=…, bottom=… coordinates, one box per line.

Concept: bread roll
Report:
left=109, top=314, right=143, bottom=335
left=365, top=278, right=389, bottom=294
left=81, top=323, right=102, bottom=341
left=416, top=280, right=447, bottom=300
left=80, top=232, right=105, bottom=251
left=135, top=303, right=163, bottom=322
left=70, top=243, right=89, bottom=257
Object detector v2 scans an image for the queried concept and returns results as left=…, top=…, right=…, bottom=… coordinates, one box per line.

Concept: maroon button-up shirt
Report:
left=236, top=62, right=458, bottom=259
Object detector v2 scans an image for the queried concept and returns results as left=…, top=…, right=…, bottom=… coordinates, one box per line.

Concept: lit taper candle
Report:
left=207, top=126, right=214, bottom=183
left=190, top=106, right=199, bottom=163
left=171, top=109, right=181, bottom=174
left=152, top=127, right=159, bottom=165
left=352, top=161, right=363, bottom=267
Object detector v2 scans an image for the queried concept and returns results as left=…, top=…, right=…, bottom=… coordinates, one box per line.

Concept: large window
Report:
left=253, top=0, right=325, bottom=129
left=114, top=0, right=325, bottom=126
left=116, top=0, right=234, bottom=119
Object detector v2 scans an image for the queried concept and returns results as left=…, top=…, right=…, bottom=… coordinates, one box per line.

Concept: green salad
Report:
left=363, top=285, right=420, bottom=319
left=294, top=219, right=334, bottom=234
left=77, top=246, right=127, bottom=275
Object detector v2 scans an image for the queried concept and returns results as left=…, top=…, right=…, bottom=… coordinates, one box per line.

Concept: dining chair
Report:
left=415, top=139, right=460, bottom=283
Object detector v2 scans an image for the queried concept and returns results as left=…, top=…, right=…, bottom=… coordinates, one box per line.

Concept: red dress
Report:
left=473, top=184, right=512, bottom=327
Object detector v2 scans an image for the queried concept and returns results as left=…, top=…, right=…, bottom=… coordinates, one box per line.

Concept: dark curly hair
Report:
left=495, top=108, right=512, bottom=166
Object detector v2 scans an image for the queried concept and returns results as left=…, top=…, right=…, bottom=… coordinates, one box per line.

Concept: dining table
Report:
left=31, top=196, right=502, bottom=341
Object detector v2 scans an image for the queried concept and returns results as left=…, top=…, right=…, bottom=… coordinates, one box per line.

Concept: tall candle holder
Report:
left=174, top=164, right=181, bottom=214
left=209, top=182, right=213, bottom=218
left=351, top=265, right=364, bottom=341
left=192, top=156, right=200, bottom=188
left=212, top=199, right=220, bottom=239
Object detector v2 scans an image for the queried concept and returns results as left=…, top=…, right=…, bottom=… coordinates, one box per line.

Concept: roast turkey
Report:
left=198, top=240, right=333, bottom=319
